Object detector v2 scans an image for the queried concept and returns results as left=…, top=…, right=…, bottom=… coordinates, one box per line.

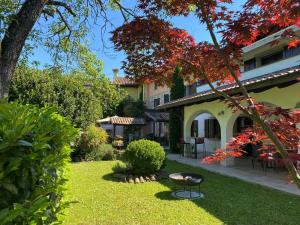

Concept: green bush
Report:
left=101, top=144, right=116, bottom=161
left=0, top=102, right=78, bottom=224
left=78, top=124, right=108, bottom=153
left=124, top=140, right=166, bottom=175
left=85, top=144, right=116, bottom=161
left=74, top=125, right=111, bottom=161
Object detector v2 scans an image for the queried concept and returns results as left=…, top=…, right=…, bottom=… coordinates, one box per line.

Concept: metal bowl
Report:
left=169, top=172, right=203, bottom=186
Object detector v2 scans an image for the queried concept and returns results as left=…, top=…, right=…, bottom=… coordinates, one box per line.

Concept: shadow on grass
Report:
left=102, top=172, right=119, bottom=182
left=155, top=191, right=183, bottom=201
left=155, top=159, right=300, bottom=225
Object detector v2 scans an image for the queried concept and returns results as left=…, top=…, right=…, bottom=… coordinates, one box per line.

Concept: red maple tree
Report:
left=111, top=0, right=300, bottom=188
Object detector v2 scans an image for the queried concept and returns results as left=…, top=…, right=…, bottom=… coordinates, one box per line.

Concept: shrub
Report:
left=112, top=162, right=128, bottom=174
left=124, top=140, right=166, bottom=175
left=0, top=103, right=78, bottom=224
left=78, top=124, right=108, bottom=153
left=101, top=144, right=116, bottom=161
left=85, top=144, right=116, bottom=161
left=75, top=125, right=113, bottom=161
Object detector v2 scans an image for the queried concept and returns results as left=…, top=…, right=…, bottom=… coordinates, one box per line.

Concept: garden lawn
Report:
left=63, top=160, right=300, bottom=225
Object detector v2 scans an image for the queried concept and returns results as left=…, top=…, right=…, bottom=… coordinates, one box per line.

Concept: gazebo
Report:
left=97, top=116, right=145, bottom=139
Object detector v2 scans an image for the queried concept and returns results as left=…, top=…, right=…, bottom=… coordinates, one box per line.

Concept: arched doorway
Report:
left=233, top=115, right=254, bottom=156
left=187, top=112, right=221, bottom=158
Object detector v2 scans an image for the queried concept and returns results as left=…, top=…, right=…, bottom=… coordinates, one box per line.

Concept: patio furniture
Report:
left=192, top=137, right=206, bottom=159
left=251, top=143, right=265, bottom=169
left=179, top=138, right=193, bottom=157
left=287, top=149, right=300, bottom=167
left=178, top=138, right=188, bottom=157
left=169, top=172, right=204, bottom=200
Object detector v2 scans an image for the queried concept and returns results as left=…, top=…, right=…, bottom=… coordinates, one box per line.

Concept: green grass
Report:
left=63, top=160, right=300, bottom=225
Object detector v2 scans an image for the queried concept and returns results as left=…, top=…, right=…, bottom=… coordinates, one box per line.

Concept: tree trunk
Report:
left=0, top=0, right=48, bottom=98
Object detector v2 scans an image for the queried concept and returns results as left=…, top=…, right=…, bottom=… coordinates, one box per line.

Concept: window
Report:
left=164, top=94, right=170, bottom=103
left=283, top=45, right=300, bottom=58
left=204, top=119, right=221, bottom=139
left=154, top=98, right=160, bottom=107
left=154, top=83, right=158, bottom=90
left=261, top=51, right=283, bottom=66
left=187, top=83, right=197, bottom=96
left=244, top=58, right=256, bottom=72
left=197, top=80, right=207, bottom=86
left=243, top=44, right=300, bottom=71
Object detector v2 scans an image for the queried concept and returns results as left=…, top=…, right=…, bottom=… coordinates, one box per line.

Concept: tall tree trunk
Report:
left=0, top=0, right=48, bottom=98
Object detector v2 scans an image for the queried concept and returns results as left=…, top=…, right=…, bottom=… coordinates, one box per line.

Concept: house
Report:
left=157, top=25, right=300, bottom=167
left=112, top=68, right=143, bottom=100
left=111, top=69, right=170, bottom=146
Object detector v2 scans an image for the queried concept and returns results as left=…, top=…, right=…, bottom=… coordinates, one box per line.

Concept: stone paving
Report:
left=167, top=154, right=300, bottom=196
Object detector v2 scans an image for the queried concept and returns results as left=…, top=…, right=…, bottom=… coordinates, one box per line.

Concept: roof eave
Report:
left=157, top=70, right=300, bottom=110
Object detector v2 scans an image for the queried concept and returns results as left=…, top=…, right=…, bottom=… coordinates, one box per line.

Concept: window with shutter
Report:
left=204, top=119, right=209, bottom=138
left=154, top=98, right=160, bottom=107
left=164, top=94, right=170, bottom=103
left=204, top=119, right=221, bottom=139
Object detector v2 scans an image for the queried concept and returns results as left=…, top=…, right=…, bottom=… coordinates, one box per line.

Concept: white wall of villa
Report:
left=182, top=26, right=300, bottom=166
left=184, top=82, right=300, bottom=166
left=197, top=25, right=300, bottom=94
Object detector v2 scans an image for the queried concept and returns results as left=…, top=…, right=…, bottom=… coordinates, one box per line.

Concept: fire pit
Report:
left=169, top=172, right=204, bottom=200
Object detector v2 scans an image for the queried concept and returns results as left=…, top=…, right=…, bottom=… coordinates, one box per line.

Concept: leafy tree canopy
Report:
left=9, top=59, right=124, bottom=128
left=116, top=96, right=145, bottom=118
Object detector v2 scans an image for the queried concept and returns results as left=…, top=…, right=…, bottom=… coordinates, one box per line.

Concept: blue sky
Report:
left=30, top=1, right=243, bottom=80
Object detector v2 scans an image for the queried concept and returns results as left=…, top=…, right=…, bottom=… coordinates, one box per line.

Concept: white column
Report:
left=220, top=119, right=235, bottom=166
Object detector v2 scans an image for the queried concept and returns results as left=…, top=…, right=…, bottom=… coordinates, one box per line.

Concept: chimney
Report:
left=113, top=68, right=119, bottom=80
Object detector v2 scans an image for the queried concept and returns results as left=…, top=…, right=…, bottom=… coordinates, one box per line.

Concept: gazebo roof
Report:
left=97, top=116, right=145, bottom=126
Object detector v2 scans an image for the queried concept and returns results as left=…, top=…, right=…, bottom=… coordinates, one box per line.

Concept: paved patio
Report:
left=167, top=154, right=300, bottom=196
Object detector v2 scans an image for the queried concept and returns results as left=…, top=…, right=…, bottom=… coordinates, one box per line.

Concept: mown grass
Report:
left=63, top=160, right=300, bottom=225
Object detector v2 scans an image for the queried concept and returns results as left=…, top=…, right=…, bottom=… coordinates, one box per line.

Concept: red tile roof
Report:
left=113, top=77, right=139, bottom=86
left=97, top=116, right=145, bottom=125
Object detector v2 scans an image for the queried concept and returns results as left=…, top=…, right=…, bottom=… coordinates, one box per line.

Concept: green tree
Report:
left=169, top=67, right=185, bottom=153
left=9, top=65, right=102, bottom=128
left=71, top=46, right=126, bottom=117
left=0, top=0, right=131, bottom=98
left=117, top=96, right=145, bottom=118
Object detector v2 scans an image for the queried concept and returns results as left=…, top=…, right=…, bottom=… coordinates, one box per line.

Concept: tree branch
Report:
left=47, top=0, right=76, bottom=16
left=196, top=3, right=300, bottom=189
left=56, top=8, right=71, bottom=32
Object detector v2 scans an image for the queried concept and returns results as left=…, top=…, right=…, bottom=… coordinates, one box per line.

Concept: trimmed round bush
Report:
left=124, top=140, right=166, bottom=175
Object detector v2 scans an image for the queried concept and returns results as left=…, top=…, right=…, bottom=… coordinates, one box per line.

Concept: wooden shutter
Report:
left=191, top=120, right=198, bottom=137
left=214, top=119, right=221, bottom=138
left=205, top=119, right=220, bottom=138
left=204, top=119, right=209, bottom=138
